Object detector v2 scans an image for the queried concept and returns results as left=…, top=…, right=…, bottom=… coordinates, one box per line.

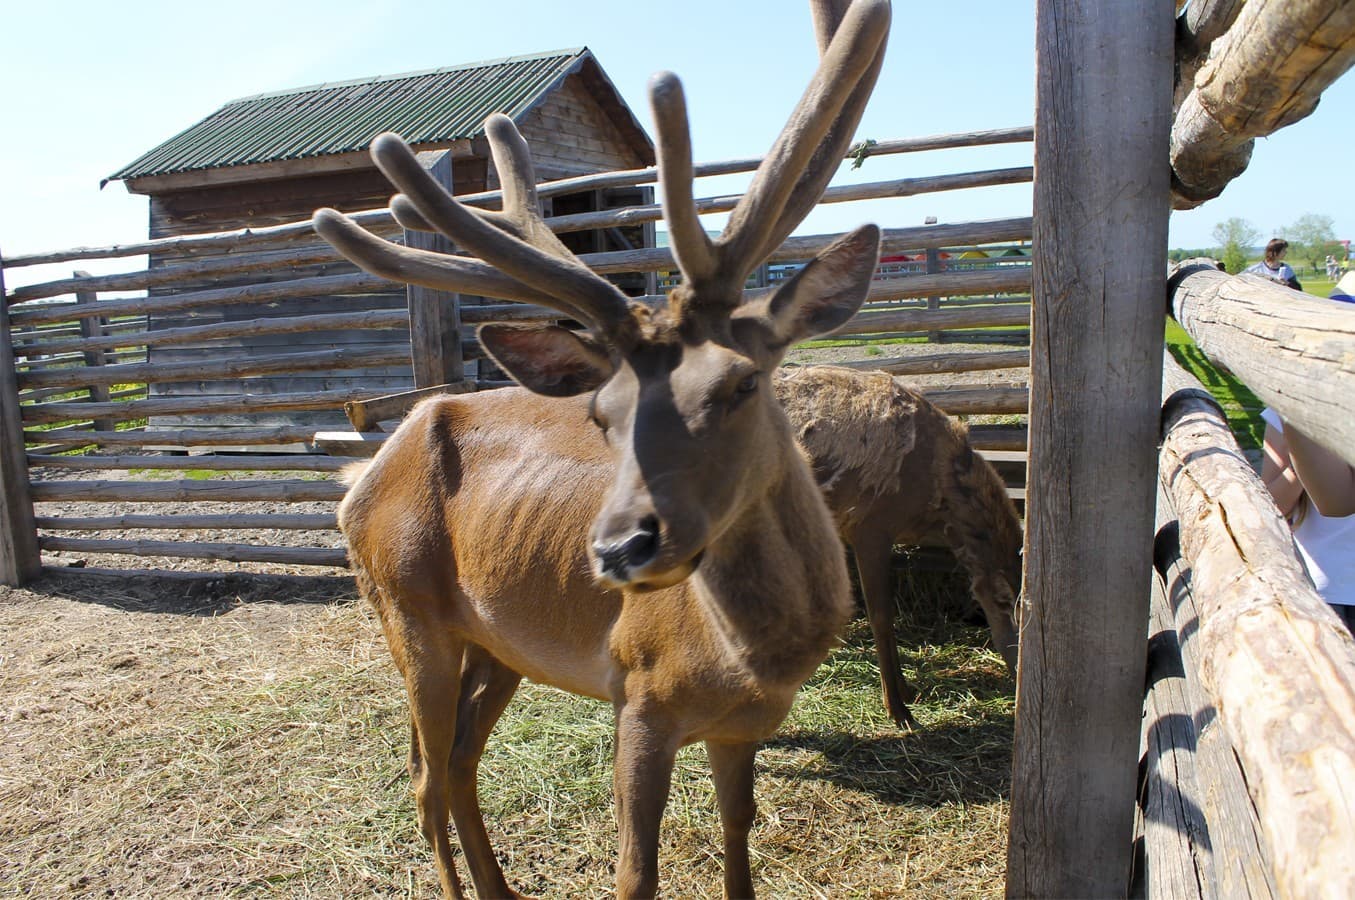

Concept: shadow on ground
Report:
left=23, top=568, right=358, bottom=616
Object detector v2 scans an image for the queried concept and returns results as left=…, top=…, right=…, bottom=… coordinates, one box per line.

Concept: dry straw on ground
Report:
left=0, top=563, right=1011, bottom=898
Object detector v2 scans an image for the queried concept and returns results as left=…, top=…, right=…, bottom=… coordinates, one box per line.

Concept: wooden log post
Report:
left=924, top=246, right=943, bottom=343
left=1168, top=259, right=1355, bottom=468
left=1157, top=352, right=1355, bottom=897
left=0, top=258, right=41, bottom=584
left=406, top=151, right=464, bottom=389
left=73, top=273, right=115, bottom=435
left=1006, top=2, right=1174, bottom=896
left=1170, top=0, right=1355, bottom=209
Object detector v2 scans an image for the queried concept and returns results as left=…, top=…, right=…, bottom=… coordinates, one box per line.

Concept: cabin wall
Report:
left=141, top=160, right=492, bottom=436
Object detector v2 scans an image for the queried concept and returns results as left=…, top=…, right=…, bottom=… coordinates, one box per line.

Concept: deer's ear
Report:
left=766, top=224, right=880, bottom=344
left=478, top=323, right=614, bottom=397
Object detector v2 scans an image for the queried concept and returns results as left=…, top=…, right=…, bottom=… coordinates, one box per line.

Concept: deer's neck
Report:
left=694, top=455, right=852, bottom=687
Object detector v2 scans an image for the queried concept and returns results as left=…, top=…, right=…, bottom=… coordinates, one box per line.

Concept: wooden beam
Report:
left=1006, top=2, right=1174, bottom=895
left=0, top=257, right=40, bottom=584
left=1168, top=259, right=1355, bottom=468
left=406, top=151, right=465, bottom=389
left=1152, top=484, right=1278, bottom=899
left=29, top=479, right=345, bottom=503
left=38, top=536, right=347, bottom=567
left=1170, top=0, right=1355, bottom=208
left=1158, top=351, right=1355, bottom=896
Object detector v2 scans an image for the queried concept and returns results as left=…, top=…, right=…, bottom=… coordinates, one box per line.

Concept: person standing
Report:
left=1245, top=238, right=1303, bottom=291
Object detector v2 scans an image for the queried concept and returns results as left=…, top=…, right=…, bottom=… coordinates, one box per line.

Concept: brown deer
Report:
left=312, top=1, right=891, bottom=896
left=774, top=366, right=1023, bottom=729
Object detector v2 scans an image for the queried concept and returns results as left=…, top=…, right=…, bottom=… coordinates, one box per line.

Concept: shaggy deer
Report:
left=313, top=1, right=890, bottom=896
left=774, top=366, right=1022, bottom=728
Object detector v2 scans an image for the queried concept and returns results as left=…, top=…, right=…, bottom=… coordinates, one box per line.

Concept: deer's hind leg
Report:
left=448, top=644, right=526, bottom=899
left=849, top=522, right=919, bottom=730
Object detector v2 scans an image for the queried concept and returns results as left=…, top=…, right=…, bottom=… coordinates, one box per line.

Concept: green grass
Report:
left=1164, top=318, right=1264, bottom=451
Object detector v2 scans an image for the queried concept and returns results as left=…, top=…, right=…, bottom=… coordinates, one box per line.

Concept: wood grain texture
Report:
left=1158, top=352, right=1355, bottom=898
left=0, top=261, right=40, bottom=584
left=1170, top=0, right=1355, bottom=207
left=1169, top=259, right=1355, bottom=467
left=1006, top=2, right=1174, bottom=895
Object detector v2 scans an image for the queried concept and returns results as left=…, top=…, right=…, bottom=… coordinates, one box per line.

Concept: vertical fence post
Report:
left=925, top=247, right=943, bottom=343
left=0, top=257, right=42, bottom=585
left=406, top=150, right=464, bottom=389
left=1005, top=1, right=1173, bottom=896
left=74, top=272, right=115, bottom=436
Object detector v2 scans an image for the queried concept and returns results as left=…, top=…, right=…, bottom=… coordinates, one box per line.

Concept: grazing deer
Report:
left=313, top=1, right=891, bottom=896
left=774, top=366, right=1023, bottom=729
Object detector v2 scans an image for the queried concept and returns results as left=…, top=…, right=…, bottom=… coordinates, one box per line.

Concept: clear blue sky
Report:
left=3, top=0, right=1352, bottom=289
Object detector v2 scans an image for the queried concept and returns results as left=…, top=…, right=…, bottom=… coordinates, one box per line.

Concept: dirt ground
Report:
left=1, top=340, right=1021, bottom=897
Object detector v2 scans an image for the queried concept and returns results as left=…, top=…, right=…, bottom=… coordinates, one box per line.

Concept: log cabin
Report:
left=104, top=49, right=655, bottom=441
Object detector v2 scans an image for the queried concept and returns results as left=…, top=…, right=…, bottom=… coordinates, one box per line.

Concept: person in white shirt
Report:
left=1261, top=408, right=1355, bottom=631
left=1245, top=238, right=1302, bottom=291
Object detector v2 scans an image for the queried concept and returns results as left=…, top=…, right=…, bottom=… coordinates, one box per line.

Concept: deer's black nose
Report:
left=593, top=516, right=660, bottom=580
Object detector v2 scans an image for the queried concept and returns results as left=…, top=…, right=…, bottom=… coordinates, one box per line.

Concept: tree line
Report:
left=1169, top=213, right=1346, bottom=275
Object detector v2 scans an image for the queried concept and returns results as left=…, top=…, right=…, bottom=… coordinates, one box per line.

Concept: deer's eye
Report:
left=735, top=374, right=759, bottom=395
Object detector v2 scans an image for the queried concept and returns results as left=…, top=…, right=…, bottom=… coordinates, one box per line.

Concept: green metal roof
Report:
left=108, top=48, right=613, bottom=183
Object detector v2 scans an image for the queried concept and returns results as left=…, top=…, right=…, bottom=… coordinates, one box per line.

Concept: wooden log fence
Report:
left=0, top=126, right=1034, bottom=630
left=1170, top=0, right=1355, bottom=208
left=1168, top=259, right=1355, bottom=468
left=1151, top=352, right=1355, bottom=897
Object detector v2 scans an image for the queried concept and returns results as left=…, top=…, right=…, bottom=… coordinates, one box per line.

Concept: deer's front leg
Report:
left=707, top=740, right=758, bottom=899
left=612, top=702, right=678, bottom=899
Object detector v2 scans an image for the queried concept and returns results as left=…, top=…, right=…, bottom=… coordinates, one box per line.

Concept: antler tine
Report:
left=648, top=72, right=719, bottom=288
left=717, top=0, right=890, bottom=284
left=368, top=132, right=635, bottom=342
left=479, top=114, right=579, bottom=261
left=313, top=206, right=563, bottom=308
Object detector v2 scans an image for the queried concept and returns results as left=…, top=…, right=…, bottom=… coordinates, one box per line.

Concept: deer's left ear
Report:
left=478, top=323, right=615, bottom=397
left=765, top=224, right=880, bottom=344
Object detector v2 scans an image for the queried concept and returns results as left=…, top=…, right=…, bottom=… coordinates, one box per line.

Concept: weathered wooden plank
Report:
left=344, top=382, right=477, bottom=433
left=25, top=424, right=328, bottom=448
left=1169, top=260, right=1355, bottom=467
left=36, top=512, right=338, bottom=530
left=29, top=478, right=345, bottom=503
left=8, top=243, right=356, bottom=303
left=1153, top=493, right=1277, bottom=899
left=544, top=168, right=1033, bottom=235
left=1007, top=2, right=1173, bottom=895
left=17, top=344, right=411, bottom=390
left=39, top=536, right=347, bottom=567
left=835, top=299, right=1029, bottom=336
left=1158, top=350, right=1355, bottom=897
left=828, top=347, right=1030, bottom=376
left=405, top=151, right=465, bottom=389
left=21, top=388, right=388, bottom=425
left=74, top=275, right=116, bottom=434
left=1170, top=0, right=1355, bottom=207
left=16, top=308, right=409, bottom=358
left=26, top=453, right=348, bottom=472
left=922, top=385, right=1028, bottom=415
left=8, top=273, right=393, bottom=327
left=0, top=258, right=40, bottom=584
left=1134, top=555, right=1216, bottom=900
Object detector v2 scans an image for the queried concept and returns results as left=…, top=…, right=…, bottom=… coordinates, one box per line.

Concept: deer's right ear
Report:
left=478, top=323, right=615, bottom=397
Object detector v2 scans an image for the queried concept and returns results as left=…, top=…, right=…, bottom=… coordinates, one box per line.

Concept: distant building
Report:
left=105, top=49, right=656, bottom=435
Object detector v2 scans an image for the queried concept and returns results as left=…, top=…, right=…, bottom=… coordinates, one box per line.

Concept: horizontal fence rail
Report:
left=1, top=127, right=1034, bottom=575
left=1153, top=351, right=1355, bottom=897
